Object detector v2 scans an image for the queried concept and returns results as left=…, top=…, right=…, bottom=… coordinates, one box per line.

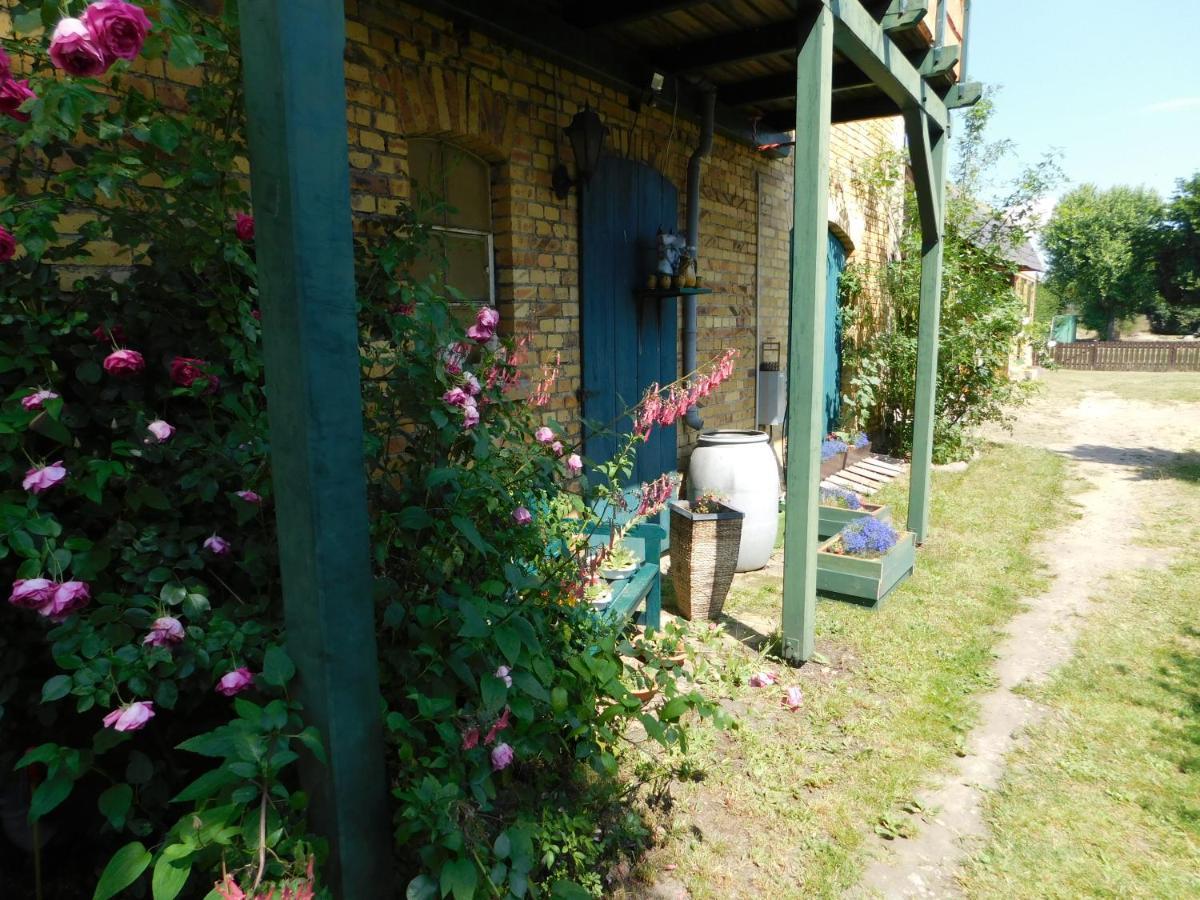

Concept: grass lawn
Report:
left=1040, top=369, right=1200, bottom=405
left=616, top=444, right=1069, bottom=898
left=959, top=462, right=1200, bottom=899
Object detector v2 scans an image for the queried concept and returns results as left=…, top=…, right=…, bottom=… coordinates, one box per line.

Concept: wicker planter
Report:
left=816, top=530, right=916, bottom=607
left=668, top=500, right=744, bottom=621
left=817, top=501, right=890, bottom=540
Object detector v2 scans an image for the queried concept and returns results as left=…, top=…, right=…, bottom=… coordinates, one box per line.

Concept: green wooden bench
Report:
left=583, top=521, right=665, bottom=629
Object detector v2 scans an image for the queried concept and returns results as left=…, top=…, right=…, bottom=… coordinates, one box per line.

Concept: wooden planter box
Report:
left=817, top=502, right=890, bottom=540
left=668, top=500, right=743, bottom=621
left=819, top=452, right=848, bottom=479
left=816, top=529, right=916, bottom=607
left=846, top=440, right=872, bottom=466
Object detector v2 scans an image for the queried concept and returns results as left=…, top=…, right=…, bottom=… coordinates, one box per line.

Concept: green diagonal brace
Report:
left=903, top=107, right=948, bottom=544
left=237, top=2, right=391, bottom=896
left=781, top=1, right=834, bottom=664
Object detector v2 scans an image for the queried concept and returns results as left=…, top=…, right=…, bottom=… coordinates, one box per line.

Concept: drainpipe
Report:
left=959, top=0, right=972, bottom=80
left=683, top=89, right=715, bottom=431
left=935, top=0, right=948, bottom=47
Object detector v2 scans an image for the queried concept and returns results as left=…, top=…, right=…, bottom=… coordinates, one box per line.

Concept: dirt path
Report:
left=852, top=377, right=1200, bottom=898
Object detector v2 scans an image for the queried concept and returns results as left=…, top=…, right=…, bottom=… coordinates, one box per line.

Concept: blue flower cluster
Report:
left=820, top=437, right=848, bottom=460
left=840, top=517, right=898, bottom=556
left=852, top=432, right=870, bottom=449
left=819, top=487, right=862, bottom=510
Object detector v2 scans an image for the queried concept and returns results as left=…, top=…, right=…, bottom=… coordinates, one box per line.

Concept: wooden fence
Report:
left=1050, top=341, right=1200, bottom=372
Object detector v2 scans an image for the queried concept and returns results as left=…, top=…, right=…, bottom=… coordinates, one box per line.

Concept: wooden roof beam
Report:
left=660, top=24, right=796, bottom=73
left=882, top=0, right=928, bottom=34
left=569, top=1, right=711, bottom=30
left=721, top=65, right=875, bottom=107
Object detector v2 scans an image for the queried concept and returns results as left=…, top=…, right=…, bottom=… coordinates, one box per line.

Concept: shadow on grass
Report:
left=1063, top=445, right=1200, bottom=483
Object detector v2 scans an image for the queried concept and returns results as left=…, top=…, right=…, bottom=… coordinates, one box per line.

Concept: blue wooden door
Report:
left=824, top=232, right=847, bottom=432
left=581, top=156, right=678, bottom=484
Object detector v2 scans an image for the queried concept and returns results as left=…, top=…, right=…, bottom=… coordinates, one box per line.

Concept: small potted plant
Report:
left=818, top=486, right=891, bottom=539
left=585, top=579, right=613, bottom=611
left=599, top=541, right=640, bottom=580
left=668, top=491, right=744, bottom=621
left=819, top=435, right=850, bottom=478
left=816, top=516, right=915, bottom=606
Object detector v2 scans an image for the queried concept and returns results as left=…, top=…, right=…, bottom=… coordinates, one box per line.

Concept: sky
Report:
left=953, top=0, right=1200, bottom=218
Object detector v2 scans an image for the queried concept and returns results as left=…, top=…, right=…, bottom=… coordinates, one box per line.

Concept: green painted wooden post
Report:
left=904, top=107, right=947, bottom=543
left=237, top=2, right=391, bottom=896
left=781, top=1, right=834, bottom=664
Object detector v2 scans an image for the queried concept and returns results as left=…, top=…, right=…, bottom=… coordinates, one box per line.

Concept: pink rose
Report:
left=440, top=344, right=466, bottom=376
left=23, top=460, right=67, bottom=494
left=102, top=701, right=155, bottom=732
left=495, top=665, right=513, bottom=688
left=81, top=1, right=152, bottom=65
left=234, top=212, right=255, bottom=242
left=0, top=227, right=16, bottom=262
left=534, top=426, right=554, bottom=444
left=8, top=578, right=58, bottom=612
left=215, top=667, right=254, bottom=697
left=551, top=441, right=564, bottom=457
left=47, top=581, right=90, bottom=620
left=466, top=306, right=499, bottom=342
left=442, top=387, right=471, bottom=408
left=92, top=323, right=126, bottom=343
left=748, top=671, right=779, bottom=688
left=103, top=348, right=145, bottom=376
left=462, top=400, right=480, bottom=429
left=490, top=742, right=515, bottom=771
left=146, top=419, right=174, bottom=443
left=144, top=615, right=185, bottom=647
left=781, top=686, right=803, bottom=711
left=511, top=506, right=532, bottom=526
left=48, top=18, right=108, bottom=78
left=21, top=390, right=59, bottom=411
left=0, top=78, right=36, bottom=123
left=170, top=356, right=217, bottom=392
left=566, top=454, right=583, bottom=476
left=463, top=373, right=481, bottom=396
left=461, top=727, right=480, bottom=750
left=235, top=490, right=262, bottom=504
left=204, top=534, right=231, bottom=556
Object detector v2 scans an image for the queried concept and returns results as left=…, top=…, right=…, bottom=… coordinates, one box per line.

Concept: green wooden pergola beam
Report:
left=946, top=81, right=984, bottom=108
left=882, top=0, right=929, bottom=33
left=919, top=43, right=960, bottom=78
left=830, top=0, right=948, bottom=129
left=903, top=107, right=948, bottom=543
left=237, top=1, right=391, bottom=896
left=781, top=1, right=834, bottom=665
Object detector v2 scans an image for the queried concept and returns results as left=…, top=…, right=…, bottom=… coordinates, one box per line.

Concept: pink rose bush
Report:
left=466, top=306, right=500, bottom=342
left=511, top=506, right=532, bottom=525
left=0, top=71, right=36, bottom=123
left=215, top=667, right=255, bottom=697
left=49, top=18, right=108, bottom=77
left=236, top=490, right=262, bottom=503
left=534, top=426, right=554, bottom=444
left=49, top=3, right=151, bottom=78
left=103, top=348, right=145, bottom=376
left=9, top=579, right=90, bottom=620
left=144, top=615, right=185, bottom=647
left=0, top=226, right=16, bottom=262
left=146, top=419, right=174, bottom=442
left=234, top=211, right=255, bottom=242
left=566, top=453, right=583, bottom=476
left=204, top=534, right=232, bottom=556
left=21, top=389, right=59, bottom=411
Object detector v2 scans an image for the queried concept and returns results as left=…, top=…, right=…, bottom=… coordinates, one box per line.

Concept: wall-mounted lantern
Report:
left=552, top=107, right=608, bottom=199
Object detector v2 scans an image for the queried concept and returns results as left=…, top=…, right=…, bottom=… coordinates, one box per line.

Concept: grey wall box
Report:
left=758, top=370, right=786, bottom=426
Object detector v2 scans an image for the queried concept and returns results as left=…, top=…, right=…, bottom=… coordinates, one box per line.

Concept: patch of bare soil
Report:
left=851, top=382, right=1200, bottom=898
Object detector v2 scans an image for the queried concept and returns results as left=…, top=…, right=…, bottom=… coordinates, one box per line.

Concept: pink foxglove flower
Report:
left=146, top=419, right=174, bottom=442
left=234, top=212, right=255, bottom=242
left=495, top=666, right=513, bottom=688
left=781, top=686, right=803, bottom=711
left=0, top=78, right=36, bottom=123
left=461, top=727, right=480, bottom=750
left=748, top=671, right=778, bottom=688
left=103, top=348, right=145, bottom=376
left=48, top=581, right=90, bottom=620
left=21, top=390, right=59, bottom=411
left=466, top=306, right=500, bottom=342
left=102, top=701, right=155, bottom=732
left=0, top=226, right=16, bottom=261
left=235, top=490, right=262, bottom=504
left=490, top=742, right=515, bottom=771
left=144, top=616, right=185, bottom=647
left=81, top=1, right=153, bottom=64
left=23, top=460, right=67, bottom=494
left=8, top=578, right=58, bottom=612
left=534, top=426, right=554, bottom=444
left=49, top=18, right=108, bottom=78
left=215, top=667, right=254, bottom=697
left=204, top=534, right=232, bottom=556
left=566, top=454, right=583, bottom=476
left=511, top=506, right=532, bottom=526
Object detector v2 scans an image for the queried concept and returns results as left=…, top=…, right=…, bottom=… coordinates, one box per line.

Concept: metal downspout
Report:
left=683, top=89, right=715, bottom=430
left=960, top=0, right=972, bottom=80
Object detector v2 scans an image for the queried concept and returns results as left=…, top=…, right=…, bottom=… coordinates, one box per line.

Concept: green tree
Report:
left=1042, top=184, right=1163, bottom=339
left=1149, top=173, right=1200, bottom=334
